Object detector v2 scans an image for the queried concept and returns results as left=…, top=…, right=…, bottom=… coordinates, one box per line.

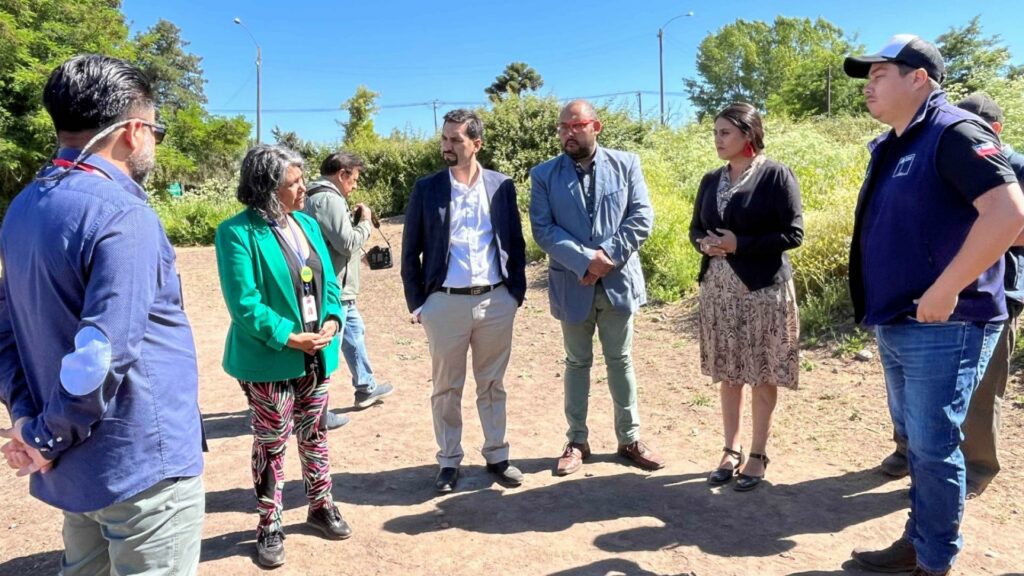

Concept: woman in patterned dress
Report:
left=215, top=145, right=350, bottom=567
left=689, top=102, right=804, bottom=491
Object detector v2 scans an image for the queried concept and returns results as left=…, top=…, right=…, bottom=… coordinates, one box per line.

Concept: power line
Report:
left=209, top=91, right=689, bottom=115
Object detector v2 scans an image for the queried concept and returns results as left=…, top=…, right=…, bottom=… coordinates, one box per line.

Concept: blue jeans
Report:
left=876, top=320, right=1002, bottom=572
left=341, top=301, right=377, bottom=394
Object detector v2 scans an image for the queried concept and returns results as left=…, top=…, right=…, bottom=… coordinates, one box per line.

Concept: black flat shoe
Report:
left=434, top=467, right=459, bottom=493
left=734, top=452, right=770, bottom=492
left=707, top=446, right=744, bottom=486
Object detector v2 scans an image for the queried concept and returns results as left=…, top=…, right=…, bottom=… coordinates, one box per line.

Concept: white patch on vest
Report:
left=60, top=326, right=112, bottom=396
left=893, top=154, right=916, bottom=177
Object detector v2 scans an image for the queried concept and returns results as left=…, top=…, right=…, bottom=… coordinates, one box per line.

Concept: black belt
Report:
left=442, top=282, right=503, bottom=296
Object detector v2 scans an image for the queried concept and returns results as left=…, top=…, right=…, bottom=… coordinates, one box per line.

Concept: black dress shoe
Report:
left=486, top=460, right=524, bottom=486
left=434, top=467, right=459, bottom=493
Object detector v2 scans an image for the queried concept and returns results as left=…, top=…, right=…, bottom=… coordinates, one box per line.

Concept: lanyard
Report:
left=51, top=159, right=112, bottom=180
left=283, top=217, right=315, bottom=288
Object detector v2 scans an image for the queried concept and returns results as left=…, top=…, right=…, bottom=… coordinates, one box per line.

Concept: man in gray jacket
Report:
left=305, top=152, right=394, bottom=429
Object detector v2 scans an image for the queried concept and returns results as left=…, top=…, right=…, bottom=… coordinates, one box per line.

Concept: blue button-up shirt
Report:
left=0, top=148, right=203, bottom=512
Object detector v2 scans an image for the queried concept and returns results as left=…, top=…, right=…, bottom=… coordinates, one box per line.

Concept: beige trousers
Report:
left=421, top=286, right=517, bottom=467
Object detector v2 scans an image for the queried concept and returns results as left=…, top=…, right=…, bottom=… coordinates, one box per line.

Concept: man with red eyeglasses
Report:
left=0, top=54, right=204, bottom=574
left=530, top=100, right=665, bottom=476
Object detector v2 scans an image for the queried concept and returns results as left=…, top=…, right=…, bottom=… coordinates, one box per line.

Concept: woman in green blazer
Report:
left=215, top=145, right=350, bottom=568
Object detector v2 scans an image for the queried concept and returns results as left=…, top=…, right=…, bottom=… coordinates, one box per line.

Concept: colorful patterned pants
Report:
left=240, top=374, right=333, bottom=537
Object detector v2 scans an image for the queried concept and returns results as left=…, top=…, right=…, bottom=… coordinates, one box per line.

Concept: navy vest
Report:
left=850, top=91, right=1007, bottom=325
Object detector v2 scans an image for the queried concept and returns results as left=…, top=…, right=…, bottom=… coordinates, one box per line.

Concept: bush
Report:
left=151, top=178, right=240, bottom=245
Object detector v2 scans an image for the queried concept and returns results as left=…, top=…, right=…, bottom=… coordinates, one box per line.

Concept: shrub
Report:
left=151, top=178, right=240, bottom=245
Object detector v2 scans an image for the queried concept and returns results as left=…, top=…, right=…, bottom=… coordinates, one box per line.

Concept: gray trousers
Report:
left=421, top=286, right=517, bottom=468
left=60, top=475, right=205, bottom=576
left=561, top=288, right=641, bottom=446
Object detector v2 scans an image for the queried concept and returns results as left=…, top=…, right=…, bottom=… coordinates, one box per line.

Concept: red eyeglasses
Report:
left=556, top=120, right=596, bottom=134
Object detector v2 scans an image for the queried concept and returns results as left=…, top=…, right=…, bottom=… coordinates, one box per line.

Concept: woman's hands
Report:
left=286, top=319, right=340, bottom=355
left=699, top=228, right=738, bottom=257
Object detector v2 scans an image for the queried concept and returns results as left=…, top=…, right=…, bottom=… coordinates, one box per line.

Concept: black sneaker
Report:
left=256, top=530, right=285, bottom=568
left=354, top=382, right=395, bottom=409
left=307, top=504, right=352, bottom=540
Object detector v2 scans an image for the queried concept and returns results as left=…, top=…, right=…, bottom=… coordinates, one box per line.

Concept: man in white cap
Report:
left=844, top=35, right=1024, bottom=576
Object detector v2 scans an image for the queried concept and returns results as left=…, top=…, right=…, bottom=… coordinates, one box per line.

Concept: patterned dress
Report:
left=698, top=157, right=800, bottom=389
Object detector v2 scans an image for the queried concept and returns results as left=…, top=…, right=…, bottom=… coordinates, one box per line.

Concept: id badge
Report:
left=302, top=294, right=318, bottom=324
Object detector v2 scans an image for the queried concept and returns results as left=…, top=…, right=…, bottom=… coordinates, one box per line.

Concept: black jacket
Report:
left=400, top=168, right=528, bottom=312
left=689, top=159, right=804, bottom=291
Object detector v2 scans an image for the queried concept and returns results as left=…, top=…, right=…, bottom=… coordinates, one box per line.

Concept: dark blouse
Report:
left=689, top=158, right=804, bottom=291
left=270, top=221, right=324, bottom=333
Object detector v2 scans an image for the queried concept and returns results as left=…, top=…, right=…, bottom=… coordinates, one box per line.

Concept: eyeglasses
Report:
left=134, top=120, right=166, bottom=145
left=556, top=120, right=596, bottom=134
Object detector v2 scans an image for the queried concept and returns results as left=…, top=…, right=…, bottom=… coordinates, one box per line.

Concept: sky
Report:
left=122, top=0, right=1024, bottom=144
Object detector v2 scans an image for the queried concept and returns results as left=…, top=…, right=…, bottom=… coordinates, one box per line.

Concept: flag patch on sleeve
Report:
left=973, top=143, right=1001, bottom=157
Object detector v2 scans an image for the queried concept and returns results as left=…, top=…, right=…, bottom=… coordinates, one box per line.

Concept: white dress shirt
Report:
left=443, top=165, right=502, bottom=288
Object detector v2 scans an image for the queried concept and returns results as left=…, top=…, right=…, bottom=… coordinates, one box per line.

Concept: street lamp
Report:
left=233, top=17, right=262, bottom=144
left=658, top=11, right=694, bottom=126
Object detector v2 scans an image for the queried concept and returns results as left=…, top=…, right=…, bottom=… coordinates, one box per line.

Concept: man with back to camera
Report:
left=0, top=54, right=205, bottom=575
left=843, top=35, right=1024, bottom=576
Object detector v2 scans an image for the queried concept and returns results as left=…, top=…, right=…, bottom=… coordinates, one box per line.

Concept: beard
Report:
left=442, top=151, right=458, bottom=167
left=563, top=138, right=594, bottom=161
left=127, top=139, right=156, bottom=185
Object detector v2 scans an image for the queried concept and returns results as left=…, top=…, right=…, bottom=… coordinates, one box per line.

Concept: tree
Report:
left=271, top=126, right=322, bottom=163
left=684, top=17, right=863, bottom=119
left=935, top=16, right=1013, bottom=97
left=0, top=0, right=133, bottom=205
left=485, top=62, right=544, bottom=102
left=132, top=19, right=206, bottom=113
left=151, top=103, right=250, bottom=191
left=339, top=85, right=380, bottom=146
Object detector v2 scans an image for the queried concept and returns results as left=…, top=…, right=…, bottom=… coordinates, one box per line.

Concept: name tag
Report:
left=302, top=295, right=318, bottom=324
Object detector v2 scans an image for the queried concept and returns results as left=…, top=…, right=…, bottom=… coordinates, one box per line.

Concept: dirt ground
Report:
left=1, top=217, right=1022, bottom=576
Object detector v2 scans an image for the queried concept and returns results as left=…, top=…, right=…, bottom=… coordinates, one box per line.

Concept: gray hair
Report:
left=236, top=144, right=305, bottom=223
left=443, top=109, right=484, bottom=140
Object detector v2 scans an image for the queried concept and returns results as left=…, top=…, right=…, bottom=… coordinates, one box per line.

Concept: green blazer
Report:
left=215, top=208, right=343, bottom=382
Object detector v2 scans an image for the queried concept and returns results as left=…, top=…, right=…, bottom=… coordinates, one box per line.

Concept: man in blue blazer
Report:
left=401, top=109, right=527, bottom=493
left=530, top=99, right=665, bottom=476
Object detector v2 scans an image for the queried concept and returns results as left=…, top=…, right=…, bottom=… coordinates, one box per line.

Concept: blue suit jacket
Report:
left=401, top=167, right=528, bottom=312
left=529, top=147, right=654, bottom=324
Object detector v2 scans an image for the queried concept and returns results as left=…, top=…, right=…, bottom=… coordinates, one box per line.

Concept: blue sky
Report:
left=122, top=0, right=1024, bottom=144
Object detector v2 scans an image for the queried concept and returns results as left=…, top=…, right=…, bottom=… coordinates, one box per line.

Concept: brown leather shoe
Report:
left=617, top=440, right=666, bottom=471
left=851, top=537, right=917, bottom=573
left=556, top=442, right=590, bottom=476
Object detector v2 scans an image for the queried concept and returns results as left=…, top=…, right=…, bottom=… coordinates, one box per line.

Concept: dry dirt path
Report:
left=1, top=218, right=1022, bottom=575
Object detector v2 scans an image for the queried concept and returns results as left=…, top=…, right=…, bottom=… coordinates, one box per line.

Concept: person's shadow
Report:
left=200, top=410, right=249, bottom=441
left=374, top=460, right=907, bottom=560
left=201, top=457, right=905, bottom=570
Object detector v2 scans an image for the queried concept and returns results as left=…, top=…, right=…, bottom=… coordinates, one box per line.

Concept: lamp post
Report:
left=658, top=11, right=694, bottom=126
left=233, top=17, right=262, bottom=144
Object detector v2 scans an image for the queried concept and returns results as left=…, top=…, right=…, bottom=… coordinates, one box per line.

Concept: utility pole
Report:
left=432, top=100, right=440, bottom=133
left=233, top=18, right=262, bottom=143
left=658, top=11, right=694, bottom=126
left=636, top=91, right=643, bottom=120
left=826, top=64, right=833, bottom=118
